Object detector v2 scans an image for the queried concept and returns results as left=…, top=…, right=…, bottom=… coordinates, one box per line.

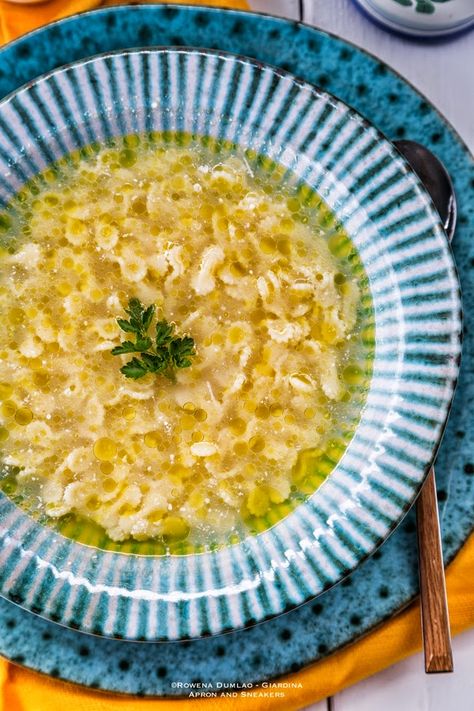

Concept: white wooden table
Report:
left=248, top=1, right=474, bottom=709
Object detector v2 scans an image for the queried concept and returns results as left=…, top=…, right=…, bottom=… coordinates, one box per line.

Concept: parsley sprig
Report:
left=111, top=298, right=195, bottom=381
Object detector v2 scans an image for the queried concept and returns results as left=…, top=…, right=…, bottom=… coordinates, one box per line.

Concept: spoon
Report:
left=395, top=139, right=456, bottom=674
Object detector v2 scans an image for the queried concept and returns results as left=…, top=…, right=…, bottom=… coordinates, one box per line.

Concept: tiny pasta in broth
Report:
left=0, top=136, right=372, bottom=547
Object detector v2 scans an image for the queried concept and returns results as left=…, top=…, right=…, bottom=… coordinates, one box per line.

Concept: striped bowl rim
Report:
left=0, top=48, right=462, bottom=641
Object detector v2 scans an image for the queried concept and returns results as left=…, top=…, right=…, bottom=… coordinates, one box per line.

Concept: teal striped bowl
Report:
left=0, top=49, right=461, bottom=641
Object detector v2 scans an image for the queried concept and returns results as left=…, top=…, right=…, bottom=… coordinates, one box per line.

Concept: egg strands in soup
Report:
left=0, top=134, right=373, bottom=553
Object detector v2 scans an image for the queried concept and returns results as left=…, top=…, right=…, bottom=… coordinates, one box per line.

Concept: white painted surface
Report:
left=322, top=628, right=474, bottom=711
left=249, top=0, right=299, bottom=20
left=246, top=2, right=473, bottom=709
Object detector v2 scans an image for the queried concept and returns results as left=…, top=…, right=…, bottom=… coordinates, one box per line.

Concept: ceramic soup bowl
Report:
left=0, top=49, right=461, bottom=641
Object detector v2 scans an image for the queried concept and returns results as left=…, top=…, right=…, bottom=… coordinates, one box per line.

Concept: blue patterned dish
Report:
left=0, top=6, right=472, bottom=694
left=0, top=45, right=462, bottom=642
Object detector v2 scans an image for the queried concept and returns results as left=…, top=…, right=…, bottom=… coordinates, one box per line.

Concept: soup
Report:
left=0, top=134, right=373, bottom=549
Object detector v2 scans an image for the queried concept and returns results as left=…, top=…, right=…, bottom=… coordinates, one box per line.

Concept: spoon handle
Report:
left=416, top=467, right=453, bottom=673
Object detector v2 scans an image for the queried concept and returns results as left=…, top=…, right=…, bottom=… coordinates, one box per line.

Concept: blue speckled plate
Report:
left=0, top=5, right=472, bottom=695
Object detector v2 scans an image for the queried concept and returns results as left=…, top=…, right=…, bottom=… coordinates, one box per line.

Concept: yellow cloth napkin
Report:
left=0, top=0, right=250, bottom=44
left=0, top=1, right=473, bottom=709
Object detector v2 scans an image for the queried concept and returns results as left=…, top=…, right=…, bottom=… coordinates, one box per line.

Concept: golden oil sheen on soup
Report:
left=0, top=134, right=373, bottom=553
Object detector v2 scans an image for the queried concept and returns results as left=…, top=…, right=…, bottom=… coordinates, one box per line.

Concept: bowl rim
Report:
left=0, top=46, right=462, bottom=641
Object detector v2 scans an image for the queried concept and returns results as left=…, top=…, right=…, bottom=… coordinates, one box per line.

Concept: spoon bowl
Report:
left=395, top=140, right=457, bottom=241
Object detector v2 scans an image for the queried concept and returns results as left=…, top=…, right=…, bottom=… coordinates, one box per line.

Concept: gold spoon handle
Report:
left=416, top=467, right=453, bottom=673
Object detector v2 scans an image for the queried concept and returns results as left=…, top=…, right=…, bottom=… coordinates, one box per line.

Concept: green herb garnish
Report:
left=111, top=298, right=195, bottom=381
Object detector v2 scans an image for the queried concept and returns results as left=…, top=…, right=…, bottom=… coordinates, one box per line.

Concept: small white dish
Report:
left=353, top=0, right=474, bottom=38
